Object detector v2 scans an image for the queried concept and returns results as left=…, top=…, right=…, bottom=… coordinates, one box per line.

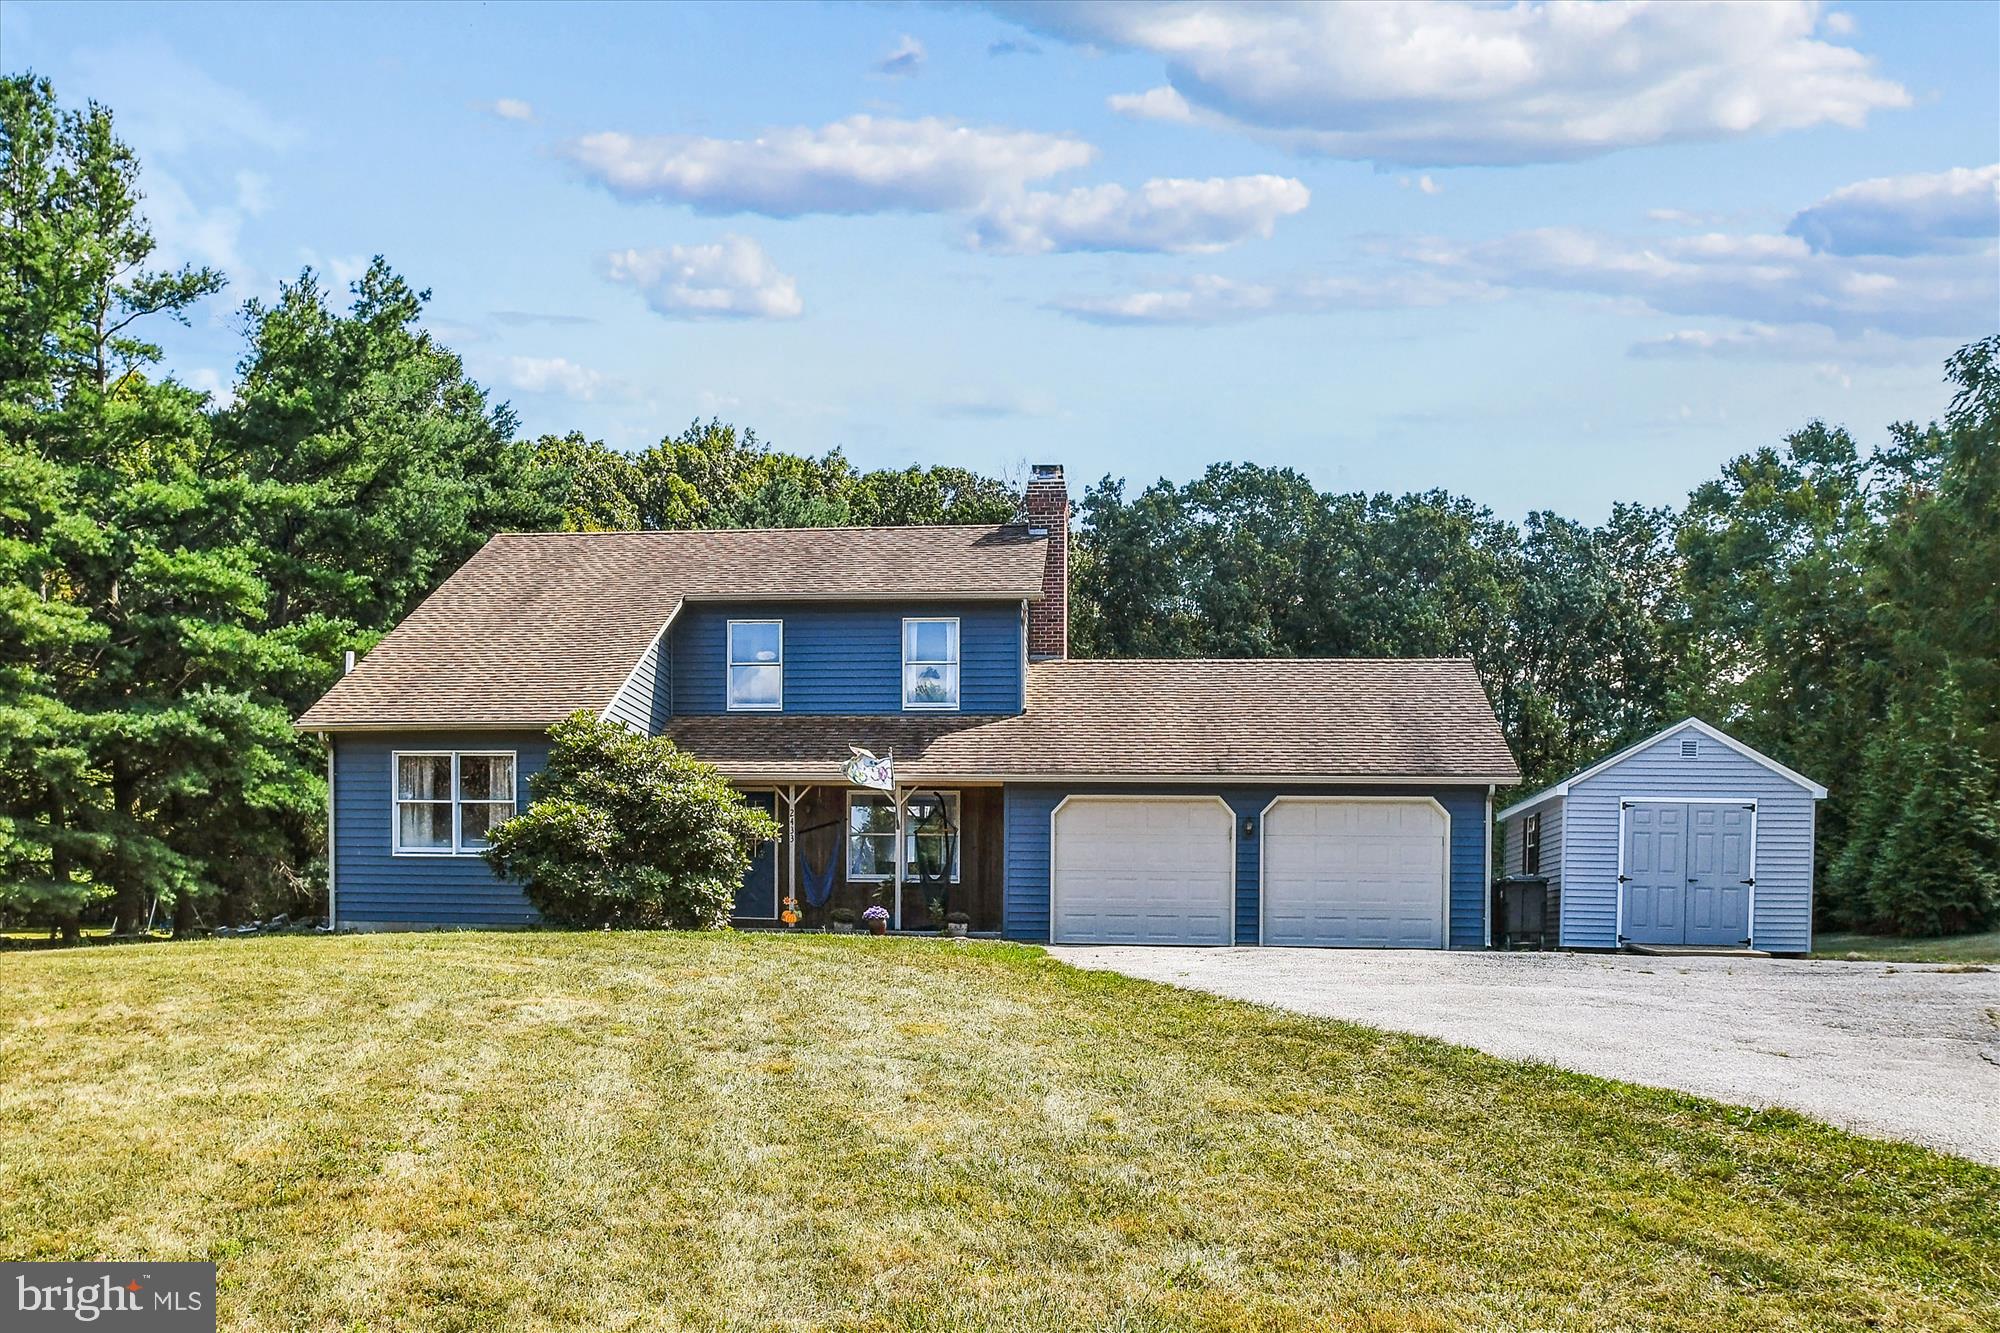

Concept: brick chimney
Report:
left=1024, top=463, right=1069, bottom=660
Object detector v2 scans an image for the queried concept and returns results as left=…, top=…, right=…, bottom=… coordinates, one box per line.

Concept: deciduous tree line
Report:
left=3, top=77, right=1993, bottom=939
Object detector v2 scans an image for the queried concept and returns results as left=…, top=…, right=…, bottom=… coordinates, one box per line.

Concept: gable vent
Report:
left=1681, top=738, right=1700, bottom=758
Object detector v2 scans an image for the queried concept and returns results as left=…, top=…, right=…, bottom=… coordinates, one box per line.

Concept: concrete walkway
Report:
left=1051, top=946, right=2000, bottom=1166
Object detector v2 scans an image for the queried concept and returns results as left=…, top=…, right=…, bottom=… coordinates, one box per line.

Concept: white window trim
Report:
left=845, top=789, right=961, bottom=883
left=726, top=618, right=784, bottom=712
left=901, top=616, right=961, bottom=712
left=390, top=750, right=518, bottom=857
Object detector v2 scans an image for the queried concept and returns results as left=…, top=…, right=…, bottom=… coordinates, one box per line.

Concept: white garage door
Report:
left=1052, top=797, right=1235, bottom=945
left=1262, top=798, right=1448, bottom=948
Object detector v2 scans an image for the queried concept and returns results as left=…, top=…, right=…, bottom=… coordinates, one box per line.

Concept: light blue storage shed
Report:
left=1496, top=719, right=1827, bottom=954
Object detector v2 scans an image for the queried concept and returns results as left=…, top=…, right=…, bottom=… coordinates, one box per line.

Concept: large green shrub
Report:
left=483, top=713, right=779, bottom=929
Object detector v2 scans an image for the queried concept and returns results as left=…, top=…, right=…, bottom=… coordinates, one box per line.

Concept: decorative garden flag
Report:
left=844, top=746, right=893, bottom=791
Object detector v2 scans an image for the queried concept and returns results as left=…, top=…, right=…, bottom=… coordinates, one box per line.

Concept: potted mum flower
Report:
left=945, top=910, right=971, bottom=939
left=862, top=904, right=891, bottom=937
left=829, top=907, right=857, bottom=934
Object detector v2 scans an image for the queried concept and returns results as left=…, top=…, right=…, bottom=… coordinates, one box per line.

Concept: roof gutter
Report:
left=701, top=768, right=1522, bottom=787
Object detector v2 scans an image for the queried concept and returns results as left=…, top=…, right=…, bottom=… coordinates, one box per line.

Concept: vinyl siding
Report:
left=333, top=732, right=548, bottom=927
left=603, top=625, right=672, bottom=733
left=1004, top=783, right=1489, bottom=948
left=670, top=602, right=1023, bottom=716
left=1560, top=723, right=1819, bottom=952
left=1501, top=797, right=1564, bottom=886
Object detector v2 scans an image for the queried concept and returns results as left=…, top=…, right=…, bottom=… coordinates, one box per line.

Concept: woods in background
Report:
left=3, top=75, right=1994, bottom=940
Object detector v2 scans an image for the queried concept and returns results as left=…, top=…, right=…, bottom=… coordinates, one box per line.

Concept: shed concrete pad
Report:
left=1050, top=946, right=2000, bottom=1166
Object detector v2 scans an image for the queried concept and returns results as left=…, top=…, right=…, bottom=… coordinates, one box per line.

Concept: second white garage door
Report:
left=1262, top=798, right=1448, bottom=948
left=1052, top=797, right=1235, bottom=945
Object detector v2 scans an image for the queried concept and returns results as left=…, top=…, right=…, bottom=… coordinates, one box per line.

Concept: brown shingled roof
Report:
left=296, top=525, right=1049, bottom=730
left=664, top=658, right=1519, bottom=783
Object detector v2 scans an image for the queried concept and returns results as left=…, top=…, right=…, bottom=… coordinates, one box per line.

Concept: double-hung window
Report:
left=846, top=791, right=961, bottom=882
left=727, top=619, right=783, bottom=711
left=902, top=617, right=960, bottom=710
left=1523, top=812, right=1542, bottom=876
left=394, top=751, right=516, bottom=854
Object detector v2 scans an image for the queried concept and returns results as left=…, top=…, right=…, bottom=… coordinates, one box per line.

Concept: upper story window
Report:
left=902, top=617, right=960, bottom=710
left=1522, top=811, right=1542, bottom=876
left=394, top=751, right=516, bottom=855
left=727, top=619, right=783, bottom=710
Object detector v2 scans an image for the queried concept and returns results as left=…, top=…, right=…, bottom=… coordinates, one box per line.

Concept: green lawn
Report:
left=2, top=934, right=1994, bottom=1331
left=1812, top=930, right=2000, bottom=965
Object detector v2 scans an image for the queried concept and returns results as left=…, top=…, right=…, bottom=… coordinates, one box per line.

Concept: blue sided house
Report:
left=297, top=465, right=1521, bottom=946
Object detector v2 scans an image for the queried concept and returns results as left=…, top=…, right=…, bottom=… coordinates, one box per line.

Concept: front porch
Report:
left=733, top=783, right=1005, bottom=934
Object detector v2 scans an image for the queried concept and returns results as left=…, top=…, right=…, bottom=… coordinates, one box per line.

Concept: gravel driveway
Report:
left=1051, top=946, right=2000, bottom=1165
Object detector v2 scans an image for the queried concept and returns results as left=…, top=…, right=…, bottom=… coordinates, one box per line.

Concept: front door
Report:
left=733, top=790, right=778, bottom=919
left=1685, top=804, right=1753, bottom=946
left=1621, top=802, right=1686, bottom=945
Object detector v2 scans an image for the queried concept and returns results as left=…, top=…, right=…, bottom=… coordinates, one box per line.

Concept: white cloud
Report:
left=1647, top=207, right=1732, bottom=228
left=1107, top=86, right=1195, bottom=123
left=1056, top=166, right=1996, bottom=336
left=1824, top=11, right=1857, bottom=36
left=1626, top=324, right=1938, bottom=364
left=1409, top=219, right=1993, bottom=339
left=934, top=387, right=1056, bottom=419
left=1398, top=175, right=1443, bottom=196
left=141, top=165, right=246, bottom=275
left=503, top=356, right=623, bottom=402
left=491, top=310, right=597, bottom=327
left=969, top=174, right=1309, bottom=254
left=602, top=235, right=803, bottom=319
left=561, top=115, right=1095, bottom=216
left=999, top=1, right=1909, bottom=165
left=72, top=40, right=300, bottom=156
left=234, top=170, right=273, bottom=217
left=876, top=35, right=926, bottom=77
left=1053, top=270, right=1490, bottom=325
left=1785, top=163, right=2000, bottom=256
left=299, top=249, right=372, bottom=289
left=183, top=367, right=238, bottom=408
left=485, top=98, right=535, bottom=122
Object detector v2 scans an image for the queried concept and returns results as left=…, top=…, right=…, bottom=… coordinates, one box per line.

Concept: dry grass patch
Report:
left=2, top=932, right=1995, bottom=1331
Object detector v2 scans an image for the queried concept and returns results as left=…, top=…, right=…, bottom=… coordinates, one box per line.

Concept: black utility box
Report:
left=1493, top=875, right=1553, bottom=950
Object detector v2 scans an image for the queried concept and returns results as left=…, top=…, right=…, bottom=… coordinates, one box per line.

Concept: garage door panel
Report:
left=1052, top=798, right=1235, bottom=946
left=1263, top=799, right=1447, bottom=948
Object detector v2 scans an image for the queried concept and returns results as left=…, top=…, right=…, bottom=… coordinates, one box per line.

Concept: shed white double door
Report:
left=1049, top=795, right=1448, bottom=948
left=1622, top=801, right=1753, bottom=947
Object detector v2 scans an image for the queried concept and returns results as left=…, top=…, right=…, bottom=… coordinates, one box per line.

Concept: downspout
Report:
left=324, top=735, right=337, bottom=932
left=1483, top=784, right=1494, bottom=949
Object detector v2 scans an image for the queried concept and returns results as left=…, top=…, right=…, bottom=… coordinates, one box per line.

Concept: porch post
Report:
left=892, top=782, right=906, bottom=931
left=782, top=784, right=802, bottom=927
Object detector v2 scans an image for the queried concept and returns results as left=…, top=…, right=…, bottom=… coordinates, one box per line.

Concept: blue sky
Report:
left=5, top=0, right=1995, bottom=521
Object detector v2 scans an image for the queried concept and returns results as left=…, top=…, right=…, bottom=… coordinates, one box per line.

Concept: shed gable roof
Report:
left=1496, top=717, right=1827, bottom=820
left=296, top=525, right=1049, bottom=730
